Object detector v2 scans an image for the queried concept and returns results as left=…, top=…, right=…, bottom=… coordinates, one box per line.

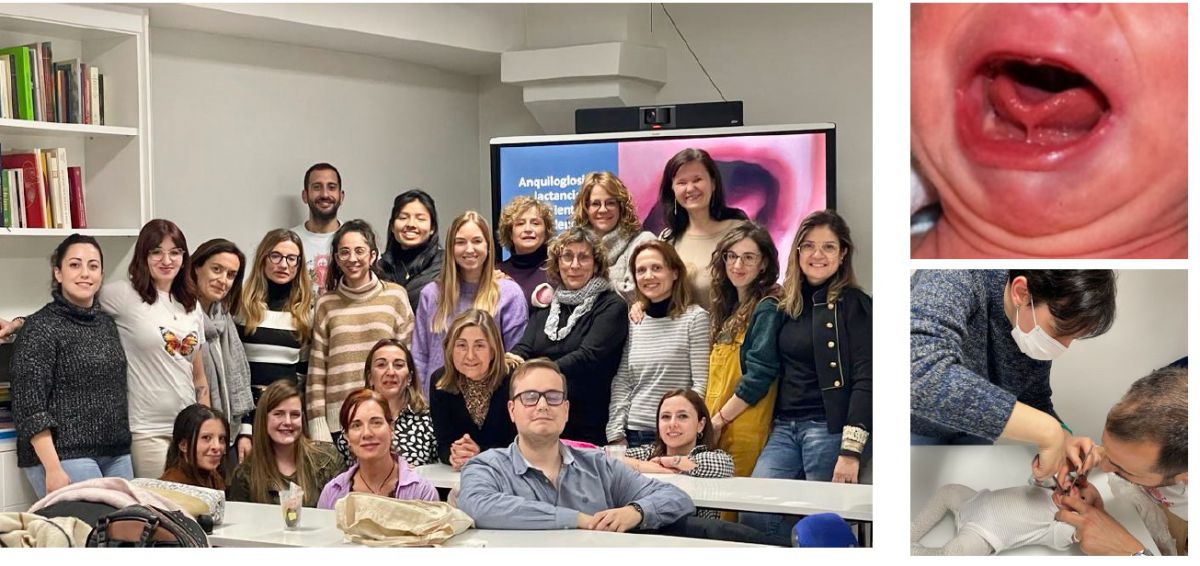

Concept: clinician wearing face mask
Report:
left=910, top=270, right=1117, bottom=483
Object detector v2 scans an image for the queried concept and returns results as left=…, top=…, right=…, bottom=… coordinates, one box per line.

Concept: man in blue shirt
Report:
left=458, top=358, right=694, bottom=531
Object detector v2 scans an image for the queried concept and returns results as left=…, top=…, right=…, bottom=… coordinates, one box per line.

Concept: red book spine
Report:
left=68, top=166, right=85, bottom=228
left=0, top=153, right=45, bottom=228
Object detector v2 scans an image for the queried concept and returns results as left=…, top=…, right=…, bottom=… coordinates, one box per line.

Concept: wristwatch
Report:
left=1131, top=548, right=1152, bottom=556
left=628, top=502, right=645, bottom=529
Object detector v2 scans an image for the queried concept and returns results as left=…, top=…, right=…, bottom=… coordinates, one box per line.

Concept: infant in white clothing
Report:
left=911, top=478, right=1079, bottom=555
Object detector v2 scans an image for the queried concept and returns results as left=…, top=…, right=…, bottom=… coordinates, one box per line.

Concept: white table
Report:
left=910, top=445, right=1157, bottom=556
left=414, top=463, right=873, bottom=521
left=211, top=501, right=763, bottom=547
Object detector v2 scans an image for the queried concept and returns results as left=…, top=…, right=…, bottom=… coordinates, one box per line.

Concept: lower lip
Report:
left=956, top=64, right=1111, bottom=171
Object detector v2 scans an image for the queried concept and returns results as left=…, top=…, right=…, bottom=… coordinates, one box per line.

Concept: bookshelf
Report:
left=0, top=4, right=149, bottom=512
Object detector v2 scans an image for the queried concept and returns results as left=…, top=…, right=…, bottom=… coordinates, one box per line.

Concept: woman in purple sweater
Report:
left=411, top=211, right=527, bottom=396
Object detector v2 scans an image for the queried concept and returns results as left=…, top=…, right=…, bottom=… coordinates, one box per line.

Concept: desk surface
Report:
left=413, top=463, right=872, bottom=521
left=212, top=501, right=762, bottom=548
left=910, top=445, right=1157, bottom=556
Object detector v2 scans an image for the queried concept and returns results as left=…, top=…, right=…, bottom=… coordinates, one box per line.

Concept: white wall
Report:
left=150, top=27, right=483, bottom=256
left=649, top=4, right=873, bottom=292
left=477, top=4, right=874, bottom=291
left=1048, top=270, right=1188, bottom=441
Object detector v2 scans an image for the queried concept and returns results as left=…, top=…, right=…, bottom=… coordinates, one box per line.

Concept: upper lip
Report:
left=955, top=5, right=1129, bottom=114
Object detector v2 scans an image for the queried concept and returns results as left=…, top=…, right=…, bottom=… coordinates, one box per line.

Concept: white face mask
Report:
left=1010, top=295, right=1068, bottom=361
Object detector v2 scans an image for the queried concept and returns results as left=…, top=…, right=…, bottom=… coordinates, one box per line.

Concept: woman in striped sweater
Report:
left=606, top=240, right=710, bottom=448
left=306, top=220, right=415, bottom=444
left=236, top=229, right=314, bottom=450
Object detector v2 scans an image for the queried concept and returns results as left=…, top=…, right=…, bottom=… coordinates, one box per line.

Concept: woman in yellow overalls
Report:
left=704, top=222, right=783, bottom=478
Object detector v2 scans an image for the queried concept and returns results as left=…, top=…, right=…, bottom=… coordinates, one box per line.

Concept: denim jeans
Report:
left=740, top=419, right=841, bottom=545
left=624, top=429, right=657, bottom=448
left=23, top=455, right=134, bottom=499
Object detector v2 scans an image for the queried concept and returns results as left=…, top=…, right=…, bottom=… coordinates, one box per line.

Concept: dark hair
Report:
left=190, top=238, right=247, bottom=315
left=509, top=358, right=568, bottom=398
left=303, top=162, right=342, bottom=189
left=129, top=219, right=197, bottom=312
left=338, top=388, right=394, bottom=434
left=326, top=219, right=382, bottom=292
left=782, top=210, right=859, bottom=317
left=1006, top=270, right=1116, bottom=339
left=649, top=389, right=715, bottom=459
left=163, top=404, right=229, bottom=487
left=382, top=189, right=441, bottom=274
left=50, top=234, right=104, bottom=293
left=1105, top=367, right=1187, bottom=477
left=709, top=221, right=781, bottom=343
left=657, top=148, right=747, bottom=243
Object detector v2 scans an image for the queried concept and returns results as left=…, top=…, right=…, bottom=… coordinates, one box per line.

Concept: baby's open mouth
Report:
left=981, top=57, right=1109, bottom=146
left=956, top=52, right=1115, bottom=170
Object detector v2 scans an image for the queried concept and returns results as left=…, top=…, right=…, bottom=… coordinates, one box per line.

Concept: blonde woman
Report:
left=429, top=309, right=516, bottom=470
left=572, top=172, right=656, bottom=302
left=411, top=211, right=527, bottom=396
left=496, top=195, right=557, bottom=308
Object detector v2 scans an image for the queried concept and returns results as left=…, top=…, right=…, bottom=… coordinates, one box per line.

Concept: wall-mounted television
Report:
left=489, top=123, right=835, bottom=272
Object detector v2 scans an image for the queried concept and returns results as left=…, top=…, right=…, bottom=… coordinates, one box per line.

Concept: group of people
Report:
left=4, top=147, right=872, bottom=545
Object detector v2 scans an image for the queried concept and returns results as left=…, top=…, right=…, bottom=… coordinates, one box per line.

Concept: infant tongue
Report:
left=987, top=73, right=1106, bottom=142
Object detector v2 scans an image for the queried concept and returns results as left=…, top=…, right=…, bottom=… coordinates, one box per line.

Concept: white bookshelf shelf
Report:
left=0, top=227, right=140, bottom=237
left=0, top=118, right=138, bottom=138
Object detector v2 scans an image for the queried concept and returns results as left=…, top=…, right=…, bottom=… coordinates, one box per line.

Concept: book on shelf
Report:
left=68, top=165, right=86, bottom=228
left=0, top=40, right=106, bottom=125
left=0, top=55, right=11, bottom=120
left=0, top=147, right=86, bottom=229
left=0, top=45, right=34, bottom=120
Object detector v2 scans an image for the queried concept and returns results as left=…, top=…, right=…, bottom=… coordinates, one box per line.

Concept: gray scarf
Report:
left=202, top=303, right=255, bottom=429
left=544, top=276, right=611, bottom=342
left=594, top=228, right=633, bottom=263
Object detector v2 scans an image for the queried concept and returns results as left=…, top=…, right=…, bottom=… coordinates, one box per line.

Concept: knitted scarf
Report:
left=595, top=228, right=634, bottom=263
left=202, top=302, right=255, bottom=428
left=544, top=276, right=611, bottom=342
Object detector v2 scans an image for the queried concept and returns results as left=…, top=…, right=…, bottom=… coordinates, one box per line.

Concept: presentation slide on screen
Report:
left=495, top=131, right=828, bottom=272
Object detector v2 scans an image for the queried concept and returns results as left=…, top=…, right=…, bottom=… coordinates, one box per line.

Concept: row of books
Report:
left=0, top=41, right=105, bottom=124
left=0, top=145, right=87, bottom=229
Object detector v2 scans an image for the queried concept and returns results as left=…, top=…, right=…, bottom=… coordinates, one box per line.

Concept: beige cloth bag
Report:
left=334, top=493, right=473, bottom=547
left=0, top=513, right=92, bottom=548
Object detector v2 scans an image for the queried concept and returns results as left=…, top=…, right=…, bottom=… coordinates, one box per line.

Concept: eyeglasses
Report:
left=587, top=199, right=619, bottom=212
left=798, top=242, right=841, bottom=256
left=723, top=251, right=761, bottom=267
left=336, top=247, right=371, bottom=261
left=512, top=389, right=567, bottom=407
left=559, top=252, right=594, bottom=266
left=267, top=252, right=300, bottom=267
left=149, top=248, right=185, bottom=262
